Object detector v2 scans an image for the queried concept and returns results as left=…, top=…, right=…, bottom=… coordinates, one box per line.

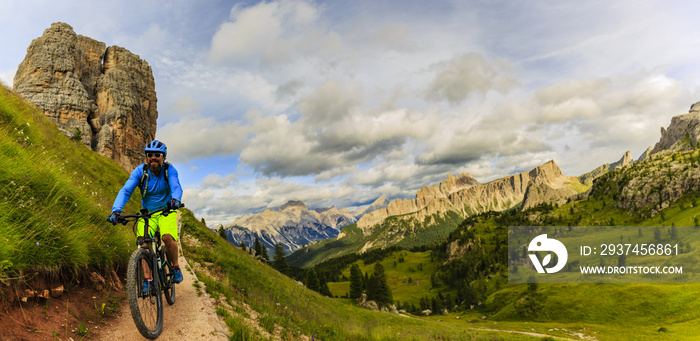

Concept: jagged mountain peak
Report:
left=638, top=146, right=653, bottom=162
left=651, top=102, right=700, bottom=153
left=356, top=160, right=577, bottom=230
left=280, top=200, right=307, bottom=211
left=226, top=199, right=357, bottom=256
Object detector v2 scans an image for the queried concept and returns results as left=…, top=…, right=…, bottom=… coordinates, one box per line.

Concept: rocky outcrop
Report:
left=579, top=150, right=635, bottom=185
left=637, top=146, right=653, bottom=162
left=587, top=101, right=700, bottom=215
left=612, top=151, right=633, bottom=170
left=357, top=173, right=480, bottom=230
left=357, top=162, right=580, bottom=231
left=226, top=200, right=357, bottom=255
left=13, top=22, right=157, bottom=171
left=521, top=181, right=577, bottom=210
left=353, top=196, right=390, bottom=218
left=651, top=102, right=700, bottom=153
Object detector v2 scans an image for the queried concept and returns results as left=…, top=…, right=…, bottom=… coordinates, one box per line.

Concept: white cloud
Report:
left=238, top=80, right=436, bottom=178
left=0, top=68, right=14, bottom=87
left=425, top=53, right=519, bottom=105
left=167, top=95, right=201, bottom=117
left=370, top=24, right=413, bottom=52
left=201, top=173, right=239, bottom=189
left=209, top=0, right=332, bottom=65
left=156, top=116, right=251, bottom=163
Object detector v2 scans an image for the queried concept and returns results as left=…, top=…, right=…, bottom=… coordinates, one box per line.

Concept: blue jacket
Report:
left=112, top=164, right=183, bottom=213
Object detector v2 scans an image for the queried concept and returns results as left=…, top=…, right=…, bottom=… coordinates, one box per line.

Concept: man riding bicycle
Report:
left=108, top=140, right=185, bottom=291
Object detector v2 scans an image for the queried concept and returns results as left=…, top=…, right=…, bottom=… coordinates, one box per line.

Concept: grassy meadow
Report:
left=326, top=250, right=455, bottom=306
left=0, top=84, right=139, bottom=283
left=7, top=80, right=700, bottom=339
left=180, top=208, right=586, bottom=340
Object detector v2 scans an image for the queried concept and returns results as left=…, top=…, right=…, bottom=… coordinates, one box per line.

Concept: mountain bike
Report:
left=114, top=206, right=182, bottom=339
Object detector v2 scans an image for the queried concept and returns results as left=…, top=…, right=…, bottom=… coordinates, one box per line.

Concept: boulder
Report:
left=13, top=22, right=158, bottom=171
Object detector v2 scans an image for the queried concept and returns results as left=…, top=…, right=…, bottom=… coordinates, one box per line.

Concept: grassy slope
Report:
left=466, top=160, right=700, bottom=339
left=180, top=209, right=555, bottom=341
left=315, top=195, right=700, bottom=339
left=288, top=211, right=463, bottom=268
left=309, top=148, right=700, bottom=340
left=0, top=84, right=139, bottom=284
left=326, top=250, right=455, bottom=306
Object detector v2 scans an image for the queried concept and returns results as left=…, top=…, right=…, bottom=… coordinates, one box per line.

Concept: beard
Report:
left=149, top=160, right=163, bottom=174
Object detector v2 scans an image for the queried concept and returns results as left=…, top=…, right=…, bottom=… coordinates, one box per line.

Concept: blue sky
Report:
left=2, top=0, right=700, bottom=226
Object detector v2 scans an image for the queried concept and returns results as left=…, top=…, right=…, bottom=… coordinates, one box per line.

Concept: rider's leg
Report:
left=157, top=211, right=180, bottom=268
left=162, top=234, right=179, bottom=268
left=137, top=237, right=152, bottom=279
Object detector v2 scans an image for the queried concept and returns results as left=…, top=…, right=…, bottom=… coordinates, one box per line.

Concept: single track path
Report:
left=98, top=212, right=228, bottom=340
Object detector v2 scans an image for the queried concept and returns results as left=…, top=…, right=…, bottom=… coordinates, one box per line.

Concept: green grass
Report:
left=327, top=250, right=454, bottom=307
left=180, top=209, right=558, bottom=340
left=289, top=211, right=463, bottom=268
left=0, top=84, right=137, bottom=283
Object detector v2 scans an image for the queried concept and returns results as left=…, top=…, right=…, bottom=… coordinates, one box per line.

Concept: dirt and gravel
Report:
left=97, top=254, right=229, bottom=340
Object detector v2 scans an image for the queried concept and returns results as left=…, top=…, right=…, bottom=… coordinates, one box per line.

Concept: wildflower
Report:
left=106, top=245, right=109, bottom=248
left=35, top=242, right=39, bottom=246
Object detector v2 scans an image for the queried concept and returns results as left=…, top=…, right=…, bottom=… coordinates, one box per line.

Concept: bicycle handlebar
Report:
left=109, top=203, right=185, bottom=225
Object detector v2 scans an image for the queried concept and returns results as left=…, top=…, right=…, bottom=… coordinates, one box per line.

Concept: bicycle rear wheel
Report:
left=161, top=248, right=176, bottom=305
left=127, top=247, right=163, bottom=339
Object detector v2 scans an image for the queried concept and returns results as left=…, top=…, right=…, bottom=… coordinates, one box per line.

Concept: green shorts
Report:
left=137, top=210, right=178, bottom=241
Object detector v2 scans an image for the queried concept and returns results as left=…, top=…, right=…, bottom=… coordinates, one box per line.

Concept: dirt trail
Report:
left=98, top=212, right=228, bottom=340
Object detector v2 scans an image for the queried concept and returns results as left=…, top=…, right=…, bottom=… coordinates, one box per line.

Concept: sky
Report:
left=2, top=0, right=700, bottom=226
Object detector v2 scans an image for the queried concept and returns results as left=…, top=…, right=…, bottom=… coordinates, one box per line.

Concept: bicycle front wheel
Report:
left=161, top=248, right=176, bottom=305
left=127, top=247, right=163, bottom=339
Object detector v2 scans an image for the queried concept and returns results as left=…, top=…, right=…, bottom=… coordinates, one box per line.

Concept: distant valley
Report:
left=223, top=197, right=390, bottom=255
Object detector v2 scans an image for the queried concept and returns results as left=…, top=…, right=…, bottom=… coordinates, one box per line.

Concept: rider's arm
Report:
left=111, top=167, right=141, bottom=213
left=168, top=165, right=183, bottom=201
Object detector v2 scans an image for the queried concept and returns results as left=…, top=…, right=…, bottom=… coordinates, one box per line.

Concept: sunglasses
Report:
left=147, top=152, right=163, bottom=158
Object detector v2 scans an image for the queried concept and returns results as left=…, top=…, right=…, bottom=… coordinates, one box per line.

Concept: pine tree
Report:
left=239, top=241, right=246, bottom=251
left=372, top=263, right=393, bottom=307
left=366, top=273, right=379, bottom=301
left=217, top=225, right=226, bottom=239
left=261, top=244, right=269, bottom=262
left=349, top=263, right=363, bottom=299
left=363, top=272, right=369, bottom=291
left=272, top=243, right=289, bottom=275
left=431, top=296, right=444, bottom=315
left=254, top=237, right=262, bottom=257
left=319, top=277, right=333, bottom=297
left=305, top=269, right=320, bottom=292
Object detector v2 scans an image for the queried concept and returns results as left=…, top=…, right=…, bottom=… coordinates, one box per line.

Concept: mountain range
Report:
left=227, top=157, right=585, bottom=261
left=220, top=100, right=700, bottom=266
left=224, top=197, right=389, bottom=255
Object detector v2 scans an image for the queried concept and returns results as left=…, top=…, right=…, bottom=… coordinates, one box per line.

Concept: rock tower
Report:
left=13, top=22, right=158, bottom=171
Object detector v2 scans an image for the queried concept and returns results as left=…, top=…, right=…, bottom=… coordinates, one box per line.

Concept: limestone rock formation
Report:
left=651, top=101, right=700, bottom=153
left=357, top=162, right=580, bottom=231
left=356, top=172, right=480, bottom=230
left=637, top=146, right=653, bottom=162
left=521, top=181, right=577, bottom=211
left=353, top=196, right=390, bottom=219
left=579, top=150, right=635, bottom=185
left=612, top=151, right=634, bottom=170
left=13, top=22, right=157, bottom=171
left=226, top=200, right=358, bottom=255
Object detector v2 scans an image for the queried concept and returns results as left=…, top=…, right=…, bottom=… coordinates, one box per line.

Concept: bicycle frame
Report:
left=121, top=207, right=174, bottom=297
left=117, top=205, right=181, bottom=339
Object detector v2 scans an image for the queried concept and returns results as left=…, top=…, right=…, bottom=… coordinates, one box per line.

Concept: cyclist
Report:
left=108, top=140, right=184, bottom=292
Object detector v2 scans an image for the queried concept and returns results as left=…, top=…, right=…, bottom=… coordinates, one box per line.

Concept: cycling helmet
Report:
left=145, top=140, right=167, bottom=155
